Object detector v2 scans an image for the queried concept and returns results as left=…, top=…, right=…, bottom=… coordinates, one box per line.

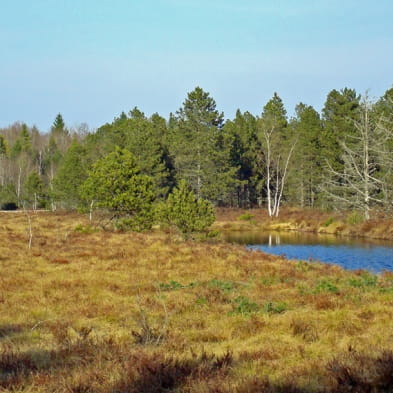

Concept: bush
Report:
left=161, top=180, right=215, bottom=238
left=237, top=213, right=255, bottom=221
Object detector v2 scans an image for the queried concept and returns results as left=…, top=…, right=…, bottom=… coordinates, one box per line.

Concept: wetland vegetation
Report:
left=1, top=211, right=393, bottom=392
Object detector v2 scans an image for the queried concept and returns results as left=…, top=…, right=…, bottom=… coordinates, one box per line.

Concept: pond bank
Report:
left=214, top=207, right=393, bottom=242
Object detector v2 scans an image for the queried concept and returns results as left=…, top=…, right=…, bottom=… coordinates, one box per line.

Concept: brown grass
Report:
left=0, top=211, right=393, bottom=392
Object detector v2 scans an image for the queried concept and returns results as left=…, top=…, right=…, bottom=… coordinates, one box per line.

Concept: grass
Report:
left=0, top=211, right=393, bottom=391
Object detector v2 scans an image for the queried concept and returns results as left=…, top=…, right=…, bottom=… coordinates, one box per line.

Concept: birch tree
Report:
left=258, top=93, right=296, bottom=217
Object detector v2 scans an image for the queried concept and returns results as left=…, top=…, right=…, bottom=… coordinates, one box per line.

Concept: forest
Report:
left=1, top=86, right=392, bottom=221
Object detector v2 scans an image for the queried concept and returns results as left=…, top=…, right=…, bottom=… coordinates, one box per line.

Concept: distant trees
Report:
left=1, top=86, right=393, bottom=221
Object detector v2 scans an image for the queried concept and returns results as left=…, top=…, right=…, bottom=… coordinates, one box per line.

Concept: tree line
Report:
left=1, top=86, right=392, bottom=219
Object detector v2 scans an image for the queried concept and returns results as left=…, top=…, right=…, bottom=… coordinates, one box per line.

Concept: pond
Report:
left=223, top=231, right=393, bottom=273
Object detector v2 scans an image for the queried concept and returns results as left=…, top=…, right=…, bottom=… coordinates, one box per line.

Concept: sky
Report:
left=1, top=0, right=393, bottom=131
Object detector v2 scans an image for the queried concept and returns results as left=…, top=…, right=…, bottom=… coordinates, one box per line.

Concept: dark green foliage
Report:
left=321, top=88, right=360, bottom=171
left=1, top=85, right=393, bottom=215
left=0, top=135, right=7, bottom=156
left=161, top=180, right=215, bottom=237
left=0, top=184, right=17, bottom=209
left=287, top=103, right=323, bottom=207
left=23, top=172, right=46, bottom=208
left=170, top=87, right=238, bottom=204
left=52, top=140, right=90, bottom=209
left=87, top=108, right=174, bottom=197
left=11, top=124, right=32, bottom=158
left=51, top=113, right=67, bottom=134
left=80, top=147, right=157, bottom=231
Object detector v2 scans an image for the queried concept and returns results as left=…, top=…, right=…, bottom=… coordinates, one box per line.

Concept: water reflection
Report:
left=223, top=231, right=393, bottom=272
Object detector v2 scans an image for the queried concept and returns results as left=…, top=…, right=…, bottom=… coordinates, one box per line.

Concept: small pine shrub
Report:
left=161, top=180, right=215, bottom=238
left=237, top=213, right=255, bottom=221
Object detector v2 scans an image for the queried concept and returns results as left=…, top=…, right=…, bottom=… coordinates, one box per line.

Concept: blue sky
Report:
left=1, top=0, right=393, bottom=131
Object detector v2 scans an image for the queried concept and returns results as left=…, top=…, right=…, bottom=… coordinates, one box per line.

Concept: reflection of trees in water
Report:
left=224, top=231, right=393, bottom=248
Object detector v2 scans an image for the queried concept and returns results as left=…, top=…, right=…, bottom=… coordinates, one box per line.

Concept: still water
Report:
left=223, top=231, right=393, bottom=273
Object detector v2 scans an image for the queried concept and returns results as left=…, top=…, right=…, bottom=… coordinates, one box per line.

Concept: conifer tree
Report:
left=52, top=140, right=90, bottom=209
left=163, top=180, right=215, bottom=237
left=171, top=87, right=238, bottom=203
left=80, top=147, right=157, bottom=230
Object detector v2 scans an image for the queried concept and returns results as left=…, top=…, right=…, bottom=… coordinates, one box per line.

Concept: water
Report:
left=223, top=231, right=393, bottom=273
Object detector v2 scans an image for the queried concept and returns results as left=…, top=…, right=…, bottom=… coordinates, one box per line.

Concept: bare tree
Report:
left=323, top=94, right=393, bottom=219
left=260, top=125, right=297, bottom=217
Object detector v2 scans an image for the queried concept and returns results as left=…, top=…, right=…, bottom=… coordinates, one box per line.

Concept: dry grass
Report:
left=1, top=211, right=393, bottom=392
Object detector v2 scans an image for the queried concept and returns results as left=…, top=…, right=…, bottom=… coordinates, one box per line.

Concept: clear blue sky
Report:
left=1, top=0, right=393, bottom=131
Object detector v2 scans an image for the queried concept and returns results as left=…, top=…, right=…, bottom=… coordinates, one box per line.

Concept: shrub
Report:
left=161, top=180, right=215, bottom=238
left=237, top=213, right=255, bottom=221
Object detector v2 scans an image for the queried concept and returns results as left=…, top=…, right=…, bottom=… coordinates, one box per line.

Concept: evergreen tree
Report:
left=222, top=110, right=259, bottom=207
left=51, top=113, right=66, bottom=133
left=162, top=180, right=215, bottom=238
left=287, top=103, right=323, bottom=207
left=80, top=148, right=157, bottom=230
left=86, top=108, right=174, bottom=197
left=171, top=87, right=238, bottom=203
left=321, top=88, right=360, bottom=171
left=52, top=140, right=90, bottom=209
left=50, top=113, right=70, bottom=154
left=23, top=171, right=46, bottom=209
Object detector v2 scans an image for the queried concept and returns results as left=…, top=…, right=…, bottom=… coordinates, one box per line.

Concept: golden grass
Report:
left=0, top=211, right=393, bottom=392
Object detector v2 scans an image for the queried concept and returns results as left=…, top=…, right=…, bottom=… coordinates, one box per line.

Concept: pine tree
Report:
left=23, top=172, right=45, bottom=209
left=52, top=140, right=90, bottom=209
left=80, top=148, right=157, bottom=231
left=51, top=113, right=66, bottom=133
left=321, top=88, right=360, bottom=172
left=171, top=87, right=238, bottom=203
left=287, top=103, right=323, bottom=207
left=163, top=180, right=215, bottom=238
